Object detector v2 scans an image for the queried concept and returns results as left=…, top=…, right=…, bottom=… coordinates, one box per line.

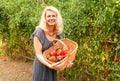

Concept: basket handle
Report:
left=52, top=39, right=68, bottom=50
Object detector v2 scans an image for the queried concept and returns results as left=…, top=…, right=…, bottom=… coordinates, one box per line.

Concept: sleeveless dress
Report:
left=30, top=28, right=63, bottom=81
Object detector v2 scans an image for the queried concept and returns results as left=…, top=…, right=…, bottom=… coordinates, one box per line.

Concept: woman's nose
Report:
left=50, top=16, right=53, bottom=19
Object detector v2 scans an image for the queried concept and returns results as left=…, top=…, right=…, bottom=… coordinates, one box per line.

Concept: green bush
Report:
left=0, top=0, right=43, bottom=58
left=0, top=0, right=120, bottom=80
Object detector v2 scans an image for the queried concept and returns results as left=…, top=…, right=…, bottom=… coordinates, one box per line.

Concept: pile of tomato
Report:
left=46, top=48, right=68, bottom=62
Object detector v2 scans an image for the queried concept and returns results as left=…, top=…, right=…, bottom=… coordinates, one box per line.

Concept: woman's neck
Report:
left=47, top=25, right=55, bottom=32
left=45, top=25, right=56, bottom=37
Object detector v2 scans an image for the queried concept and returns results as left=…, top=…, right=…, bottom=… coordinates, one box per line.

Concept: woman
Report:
left=30, top=6, right=72, bottom=81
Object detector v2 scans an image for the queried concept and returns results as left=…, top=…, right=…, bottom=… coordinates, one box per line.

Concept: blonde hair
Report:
left=36, top=6, right=64, bottom=35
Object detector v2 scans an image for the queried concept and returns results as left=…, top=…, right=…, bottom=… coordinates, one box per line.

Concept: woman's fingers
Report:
left=51, top=61, right=73, bottom=70
left=66, top=61, right=73, bottom=68
left=52, top=62, right=65, bottom=70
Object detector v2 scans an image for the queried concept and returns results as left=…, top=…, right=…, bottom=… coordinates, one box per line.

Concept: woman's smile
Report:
left=45, top=10, right=57, bottom=26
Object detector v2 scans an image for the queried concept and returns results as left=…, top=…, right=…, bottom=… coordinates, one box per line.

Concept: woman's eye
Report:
left=47, top=15, right=51, bottom=17
left=52, top=15, right=55, bottom=17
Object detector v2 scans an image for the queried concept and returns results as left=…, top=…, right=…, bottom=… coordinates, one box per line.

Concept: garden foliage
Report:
left=0, top=0, right=120, bottom=81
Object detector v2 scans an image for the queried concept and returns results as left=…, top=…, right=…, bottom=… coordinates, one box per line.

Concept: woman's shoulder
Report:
left=35, top=27, right=44, bottom=33
left=30, top=27, right=44, bottom=41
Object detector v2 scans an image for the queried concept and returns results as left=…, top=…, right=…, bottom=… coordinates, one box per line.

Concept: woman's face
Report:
left=45, top=10, right=57, bottom=26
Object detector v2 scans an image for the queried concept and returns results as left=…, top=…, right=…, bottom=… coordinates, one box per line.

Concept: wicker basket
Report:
left=43, top=38, right=78, bottom=71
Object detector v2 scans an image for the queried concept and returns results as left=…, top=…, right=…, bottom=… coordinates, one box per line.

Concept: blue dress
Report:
left=30, top=28, right=63, bottom=81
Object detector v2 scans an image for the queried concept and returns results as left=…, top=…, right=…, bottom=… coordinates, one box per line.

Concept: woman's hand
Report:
left=51, top=62, right=65, bottom=70
left=49, top=61, right=73, bottom=70
left=66, top=61, right=73, bottom=68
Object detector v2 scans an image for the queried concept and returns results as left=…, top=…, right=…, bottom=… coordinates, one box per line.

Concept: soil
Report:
left=0, top=56, right=33, bottom=81
left=0, top=40, right=33, bottom=81
left=0, top=56, right=68, bottom=81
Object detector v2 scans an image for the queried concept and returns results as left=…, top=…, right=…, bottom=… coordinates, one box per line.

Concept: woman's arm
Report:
left=33, top=36, right=52, bottom=68
left=33, top=36, right=66, bottom=70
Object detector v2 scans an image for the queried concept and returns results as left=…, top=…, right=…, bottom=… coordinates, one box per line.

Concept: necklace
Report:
left=47, top=32, right=56, bottom=36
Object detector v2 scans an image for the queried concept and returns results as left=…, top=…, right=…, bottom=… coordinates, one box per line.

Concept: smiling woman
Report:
left=30, top=6, right=67, bottom=81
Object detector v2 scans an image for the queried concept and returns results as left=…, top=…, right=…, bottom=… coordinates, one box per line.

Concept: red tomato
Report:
left=61, top=54, right=66, bottom=58
left=49, top=50, right=57, bottom=56
left=62, top=48, right=68, bottom=55
left=48, top=56, right=57, bottom=62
